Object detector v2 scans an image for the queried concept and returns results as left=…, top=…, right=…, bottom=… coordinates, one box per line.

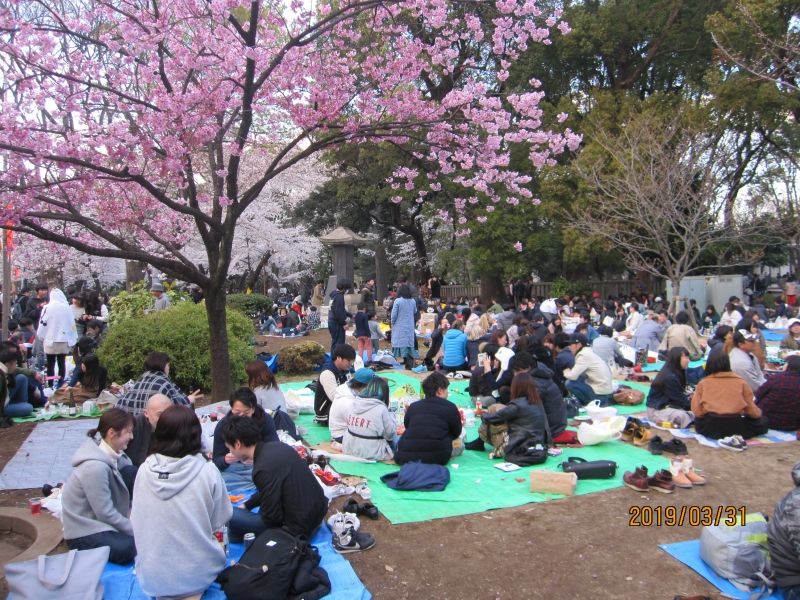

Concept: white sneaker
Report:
left=326, top=483, right=356, bottom=499
left=327, top=511, right=360, bottom=532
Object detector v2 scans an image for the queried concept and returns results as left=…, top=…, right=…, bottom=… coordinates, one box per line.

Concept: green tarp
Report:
left=289, top=372, right=665, bottom=524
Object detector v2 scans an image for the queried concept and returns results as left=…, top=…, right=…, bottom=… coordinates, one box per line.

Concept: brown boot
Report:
left=648, top=469, right=676, bottom=494
left=623, top=466, right=649, bottom=492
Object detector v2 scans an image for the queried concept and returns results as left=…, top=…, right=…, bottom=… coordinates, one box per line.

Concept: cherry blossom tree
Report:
left=0, top=0, right=579, bottom=398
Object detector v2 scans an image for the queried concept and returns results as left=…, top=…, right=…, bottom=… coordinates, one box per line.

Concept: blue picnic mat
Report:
left=764, top=330, right=787, bottom=342
left=642, top=358, right=705, bottom=373
left=98, top=524, right=370, bottom=600
left=660, top=539, right=783, bottom=599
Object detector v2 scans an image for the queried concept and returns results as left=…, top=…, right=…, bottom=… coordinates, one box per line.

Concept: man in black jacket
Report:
left=222, top=417, right=328, bottom=542
left=328, top=281, right=352, bottom=352
left=769, top=462, right=800, bottom=597
left=395, top=372, right=462, bottom=466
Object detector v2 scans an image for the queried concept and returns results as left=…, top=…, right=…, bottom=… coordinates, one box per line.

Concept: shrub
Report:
left=226, top=293, right=274, bottom=318
left=98, top=302, right=254, bottom=391
left=278, top=341, right=326, bottom=374
left=109, top=281, right=190, bottom=325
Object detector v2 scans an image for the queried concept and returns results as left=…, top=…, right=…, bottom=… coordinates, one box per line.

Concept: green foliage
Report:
left=108, top=282, right=190, bottom=325
left=226, top=293, right=274, bottom=317
left=98, top=302, right=254, bottom=391
left=277, top=341, right=326, bottom=374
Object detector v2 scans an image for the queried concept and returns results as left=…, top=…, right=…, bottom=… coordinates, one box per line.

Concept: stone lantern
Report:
left=319, top=226, right=368, bottom=321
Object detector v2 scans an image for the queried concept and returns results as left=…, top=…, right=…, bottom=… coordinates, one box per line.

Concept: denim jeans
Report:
left=565, top=378, right=612, bottom=407
left=5, top=374, right=33, bottom=418
left=66, top=530, right=136, bottom=564
left=228, top=507, right=266, bottom=543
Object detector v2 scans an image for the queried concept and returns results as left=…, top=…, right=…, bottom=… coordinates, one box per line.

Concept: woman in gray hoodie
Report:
left=131, top=405, right=232, bottom=600
left=342, top=377, right=397, bottom=461
left=61, top=408, right=136, bottom=564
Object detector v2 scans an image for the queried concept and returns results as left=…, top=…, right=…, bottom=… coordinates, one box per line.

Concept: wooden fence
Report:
left=440, top=279, right=650, bottom=301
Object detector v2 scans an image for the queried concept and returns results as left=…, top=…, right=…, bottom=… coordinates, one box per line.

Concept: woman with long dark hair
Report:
left=61, top=408, right=136, bottom=564
left=646, top=347, right=693, bottom=428
left=131, top=405, right=232, bottom=600
left=477, top=373, right=550, bottom=456
left=246, top=359, right=286, bottom=412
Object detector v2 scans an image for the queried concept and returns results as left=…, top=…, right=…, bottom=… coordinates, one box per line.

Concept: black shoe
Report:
left=648, top=435, right=664, bottom=455
left=661, top=438, right=688, bottom=455
left=0, top=416, right=13, bottom=428
left=465, top=438, right=486, bottom=451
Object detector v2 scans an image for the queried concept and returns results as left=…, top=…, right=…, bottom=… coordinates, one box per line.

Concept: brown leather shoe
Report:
left=648, top=469, right=676, bottom=494
left=623, top=465, right=649, bottom=492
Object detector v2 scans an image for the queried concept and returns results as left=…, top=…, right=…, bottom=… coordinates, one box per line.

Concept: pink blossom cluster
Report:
left=0, top=0, right=578, bottom=264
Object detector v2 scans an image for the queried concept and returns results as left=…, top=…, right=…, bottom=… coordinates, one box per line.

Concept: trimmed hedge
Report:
left=108, top=281, right=190, bottom=325
left=226, top=293, right=274, bottom=317
left=278, top=341, right=326, bottom=374
left=98, top=301, right=254, bottom=391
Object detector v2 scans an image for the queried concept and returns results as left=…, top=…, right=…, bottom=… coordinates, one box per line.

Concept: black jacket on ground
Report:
left=395, top=396, right=462, bottom=466
left=213, top=409, right=278, bottom=471
left=530, top=364, right=567, bottom=437
left=244, top=442, right=328, bottom=537
left=482, top=397, right=549, bottom=454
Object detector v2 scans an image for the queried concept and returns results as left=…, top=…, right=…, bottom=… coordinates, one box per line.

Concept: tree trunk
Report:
left=125, top=260, right=147, bottom=290
left=480, top=271, right=507, bottom=304
left=203, top=281, right=233, bottom=402
left=245, top=253, right=271, bottom=292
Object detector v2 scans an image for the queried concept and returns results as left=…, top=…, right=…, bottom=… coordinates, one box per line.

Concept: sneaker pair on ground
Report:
left=668, top=458, right=706, bottom=488
left=718, top=435, right=747, bottom=452
left=623, top=465, right=676, bottom=493
left=327, top=511, right=376, bottom=554
left=648, top=435, right=688, bottom=456
left=621, top=417, right=654, bottom=447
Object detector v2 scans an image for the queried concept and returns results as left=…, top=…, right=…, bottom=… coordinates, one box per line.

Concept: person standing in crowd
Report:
left=132, top=405, right=232, bottom=600
left=391, top=284, right=418, bottom=370
left=26, top=284, right=49, bottom=328
left=328, top=281, right=351, bottom=353
left=37, top=288, right=78, bottom=389
left=150, top=282, right=171, bottom=311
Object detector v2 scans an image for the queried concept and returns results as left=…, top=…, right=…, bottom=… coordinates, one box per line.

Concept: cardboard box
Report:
left=418, top=312, right=437, bottom=334
left=530, top=470, right=577, bottom=496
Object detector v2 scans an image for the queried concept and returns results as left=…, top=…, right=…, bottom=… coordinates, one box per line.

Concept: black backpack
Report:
left=218, top=528, right=330, bottom=600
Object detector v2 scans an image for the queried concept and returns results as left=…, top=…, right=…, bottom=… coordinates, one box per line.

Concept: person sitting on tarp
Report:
left=563, top=333, right=614, bottom=407
left=328, top=368, right=374, bottom=443
left=468, top=343, right=512, bottom=407
left=213, top=388, right=278, bottom=489
left=646, top=347, right=694, bottom=428
left=473, top=373, right=550, bottom=458
left=423, top=318, right=450, bottom=370
left=314, top=344, right=354, bottom=426
left=658, top=311, right=705, bottom=361
left=441, top=320, right=468, bottom=373
left=394, top=372, right=462, bottom=466
left=222, top=416, right=328, bottom=542
left=508, top=351, right=567, bottom=441
left=691, top=349, right=769, bottom=439
left=756, top=355, right=800, bottom=432
left=343, top=377, right=396, bottom=461
left=768, top=462, right=800, bottom=598
left=781, top=319, right=800, bottom=351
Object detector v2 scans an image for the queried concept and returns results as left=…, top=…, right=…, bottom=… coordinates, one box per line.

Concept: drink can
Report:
left=29, top=498, right=42, bottom=516
left=243, top=533, right=255, bottom=550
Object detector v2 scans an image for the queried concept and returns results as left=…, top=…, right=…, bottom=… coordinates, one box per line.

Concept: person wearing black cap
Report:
left=563, top=333, right=614, bottom=406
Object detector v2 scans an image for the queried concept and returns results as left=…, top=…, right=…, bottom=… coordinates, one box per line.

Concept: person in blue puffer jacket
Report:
left=441, top=320, right=468, bottom=372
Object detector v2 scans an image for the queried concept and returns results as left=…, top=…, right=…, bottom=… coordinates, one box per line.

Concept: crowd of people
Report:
left=5, top=275, right=800, bottom=599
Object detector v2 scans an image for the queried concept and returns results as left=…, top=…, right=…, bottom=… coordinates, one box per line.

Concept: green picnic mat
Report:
left=288, top=372, right=667, bottom=524
left=13, top=408, right=104, bottom=423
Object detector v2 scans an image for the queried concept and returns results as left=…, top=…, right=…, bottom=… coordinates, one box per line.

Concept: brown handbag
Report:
left=613, top=386, right=645, bottom=406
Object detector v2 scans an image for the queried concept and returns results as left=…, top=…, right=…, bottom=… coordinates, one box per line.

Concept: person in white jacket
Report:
left=342, top=377, right=396, bottom=461
left=563, top=333, right=614, bottom=406
left=131, top=405, right=232, bottom=600
left=36, top=288, right=77, bottom=388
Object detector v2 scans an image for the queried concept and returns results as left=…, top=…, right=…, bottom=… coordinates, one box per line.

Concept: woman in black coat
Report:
left=481, top=373, right=549, bottom=455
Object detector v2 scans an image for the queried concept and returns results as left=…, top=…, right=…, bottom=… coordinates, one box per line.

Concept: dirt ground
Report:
left=0, top=329, right=796, bottom=599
